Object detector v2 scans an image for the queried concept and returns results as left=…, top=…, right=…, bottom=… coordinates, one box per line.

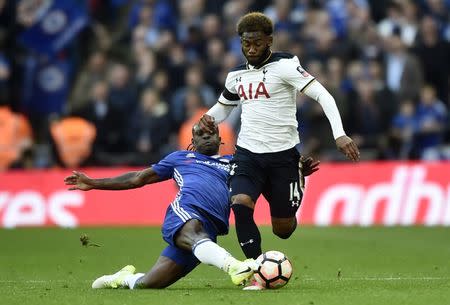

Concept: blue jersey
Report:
left=152, top=150, right=232, bottom=228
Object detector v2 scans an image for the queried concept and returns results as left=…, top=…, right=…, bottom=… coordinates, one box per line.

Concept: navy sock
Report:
left=232, top=204, right=262, bottom=259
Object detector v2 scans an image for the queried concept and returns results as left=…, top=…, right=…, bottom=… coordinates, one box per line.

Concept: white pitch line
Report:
left=302, top=277, right=450, bottom=281
left=0, top=277, right=449, bottom=284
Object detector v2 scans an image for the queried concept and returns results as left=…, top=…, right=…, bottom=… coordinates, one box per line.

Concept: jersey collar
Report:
left=246, top=51, right=273, bottom=70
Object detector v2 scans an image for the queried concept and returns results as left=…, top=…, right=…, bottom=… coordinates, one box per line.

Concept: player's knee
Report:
left=231, top=194, right=255, bottom=209
left=272, top=218, right=297, bottom=239
left=175, top=219, right=209, bottom=251
left=272, top=228, right=294, bottom=239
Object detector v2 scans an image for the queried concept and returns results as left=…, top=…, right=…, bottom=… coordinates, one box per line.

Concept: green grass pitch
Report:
left=1, top=227, right=449, bottom=305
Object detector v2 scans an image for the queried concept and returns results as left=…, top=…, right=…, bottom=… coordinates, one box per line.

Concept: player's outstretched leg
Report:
left=92, top=265, right=137, bottom=289
left=178, top=219, right=258, bottom=285
left=92, top=257, right=187, bottom=289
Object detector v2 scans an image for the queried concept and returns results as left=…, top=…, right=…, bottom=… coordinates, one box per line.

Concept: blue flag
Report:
left=19, top=0, right=89, bottom=56
left=22, top=56, right=71, bottom=116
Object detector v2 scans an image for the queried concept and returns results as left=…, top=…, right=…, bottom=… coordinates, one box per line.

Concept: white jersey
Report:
left=218, top=52, right=316, bottom=153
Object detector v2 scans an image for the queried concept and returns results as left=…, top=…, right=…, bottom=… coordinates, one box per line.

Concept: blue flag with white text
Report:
left=19, top=0, right=89, bottom=56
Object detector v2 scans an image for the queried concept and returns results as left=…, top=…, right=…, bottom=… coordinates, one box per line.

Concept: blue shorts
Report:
left=160, top=200, right=228, bottom=275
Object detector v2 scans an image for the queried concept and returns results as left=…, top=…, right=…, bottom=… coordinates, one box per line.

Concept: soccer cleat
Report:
left=92, top=265, right=136, bottom=289
left=228, top=258, right=258, bottom=286
left=243, top=275, right=266, bottom=291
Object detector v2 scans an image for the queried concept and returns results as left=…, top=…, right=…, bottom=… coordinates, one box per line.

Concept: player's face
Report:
left=241, top=31, right=272, bottom=66
left=192, top=125, right=221, bottom=156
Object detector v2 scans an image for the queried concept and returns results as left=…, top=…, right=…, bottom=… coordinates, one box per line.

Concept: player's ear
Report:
left=268, top=35, right=273, bottom=47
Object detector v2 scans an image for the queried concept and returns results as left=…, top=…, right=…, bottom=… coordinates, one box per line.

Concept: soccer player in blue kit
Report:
left=64, top=124, right=260, bottom=288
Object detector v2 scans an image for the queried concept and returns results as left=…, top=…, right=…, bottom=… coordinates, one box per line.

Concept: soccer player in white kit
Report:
left=199, top=12, right=360, bottom=262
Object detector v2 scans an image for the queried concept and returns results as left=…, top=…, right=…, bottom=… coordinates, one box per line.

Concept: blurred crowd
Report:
left=0, top=0, right=449, bottom=170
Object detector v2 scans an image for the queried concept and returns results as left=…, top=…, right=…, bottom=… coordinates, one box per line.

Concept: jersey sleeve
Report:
left=218, top=72, right=240, bottom=106
left=279, top=56, right=316, bottom=92
left=151, top=151, right=179, bottom=180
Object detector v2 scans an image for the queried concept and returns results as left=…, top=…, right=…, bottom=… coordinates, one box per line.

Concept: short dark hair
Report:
left=237, top=12, right=273, bottom=36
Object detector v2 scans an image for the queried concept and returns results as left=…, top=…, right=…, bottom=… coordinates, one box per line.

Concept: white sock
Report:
left=192, top=238, right=237, bottom=272
left=124, top=273, right=145, bottom=289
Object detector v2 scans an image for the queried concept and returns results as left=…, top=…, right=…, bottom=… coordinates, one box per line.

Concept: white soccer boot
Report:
left=92, top=265, right=136, bottom=289
left=228, top=258, right=259, bottom=286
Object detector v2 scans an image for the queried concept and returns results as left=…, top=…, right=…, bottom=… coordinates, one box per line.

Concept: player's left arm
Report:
left=280, top=56, right=360, bottom=161
left=302, top=81, right=360, bottom=162
left=64, top=167, right=162, bottom=191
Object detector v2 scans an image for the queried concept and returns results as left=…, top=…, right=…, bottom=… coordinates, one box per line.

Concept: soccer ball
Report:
left=254, top=250, right=293, bottom=289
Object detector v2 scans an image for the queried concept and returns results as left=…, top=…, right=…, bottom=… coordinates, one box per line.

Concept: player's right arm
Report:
left=64, top=168, right=161, bottom=191
left=199, top=103, right=235, bottom=132
left=199, top=71, right=240, bottom=133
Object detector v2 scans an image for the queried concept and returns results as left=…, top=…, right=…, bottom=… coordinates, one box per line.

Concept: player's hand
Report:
left=64, top=171, right=95, bottom=191
left=336, top=135, right=360, bottom=162
left=198, top=114, right=216, bottom=133
left=300, top=156, right=320, bottom=176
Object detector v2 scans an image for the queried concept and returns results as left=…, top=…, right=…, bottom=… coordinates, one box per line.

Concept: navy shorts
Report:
left=161, top=200, right=227, bottom=275
left=229, top=146, right=303, bottom=218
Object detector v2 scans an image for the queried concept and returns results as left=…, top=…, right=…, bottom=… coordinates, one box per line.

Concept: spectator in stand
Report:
left=183, top=24, right=206, bottom=61
left=414, top=16, right=450, bottom=105
left=423, top=0, right=450, bottom=25
left=264, top=0, right=296, bottom=33
left=386, top=100, right=417, bottom=159
left=68, top=50, right=111, bottom=113
left=354, top=22, right=383, bottom=61
left=367, top=59, right=398, bottom=130
left=177, top=0, right=205, bottom=43
left=345, top=0, right=372, bottom=43
left=414, top=85, right=448, bottom=159
left=132, top=4, right=163, bottom=47
left=202, top=14, right=223, bottom=40
left=205, top=38, right=226, bottom=92
left=133, top=46, right=157, bottom=95
left=152, top=69, right=171, bottom=105
left=127, top=88, right=172, bottom=165
left=72, top=80, right=128, bottom=165
left=171, top=65, right=216, bottom=127
left=347, top=77, right=384, bottom=159
left=107, top=63, right=138, bottom=112
left=383, top=25, right=423, bottom=101
left=166, top=43, right=188, bottom=92
left=377, top=1, right=418, bottom=47
left=128, top=0, right=176, bottom=32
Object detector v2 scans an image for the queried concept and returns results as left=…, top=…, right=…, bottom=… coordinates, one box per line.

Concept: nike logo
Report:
left=235, top=267, right=251, bottom=275
left=240, top=239, right=254, bottom=246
